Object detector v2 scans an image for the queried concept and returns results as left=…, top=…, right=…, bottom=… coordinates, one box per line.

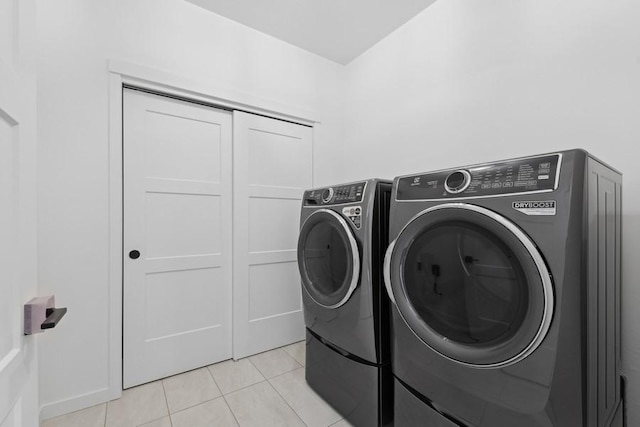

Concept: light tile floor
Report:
left=42, top=341, right=353, bottom=427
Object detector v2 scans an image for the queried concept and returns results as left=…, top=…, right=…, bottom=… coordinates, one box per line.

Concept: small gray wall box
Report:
left=24, top=295, right=67, bottom=335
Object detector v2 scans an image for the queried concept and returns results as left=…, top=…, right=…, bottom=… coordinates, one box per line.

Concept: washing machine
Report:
left=384, top=150, right=624, bottom=426
left=297, top=179, right=393, bottom=427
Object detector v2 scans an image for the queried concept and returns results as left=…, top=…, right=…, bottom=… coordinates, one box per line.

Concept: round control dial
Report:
left=321, top=188, right=334, bottom=203
left=444, top=170, right=471, bottom=194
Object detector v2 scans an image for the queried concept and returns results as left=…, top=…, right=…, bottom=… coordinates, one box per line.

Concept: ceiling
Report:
left=186, top=0, right=438, bottom=65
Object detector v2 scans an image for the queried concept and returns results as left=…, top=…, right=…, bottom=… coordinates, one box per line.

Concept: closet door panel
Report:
left=123, top=89, right=233, bottom=387
left=233, top=111, right=312, bottom=358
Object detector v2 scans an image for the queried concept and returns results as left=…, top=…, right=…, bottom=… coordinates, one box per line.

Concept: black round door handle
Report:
left=129, top=250, right=141, bottom=260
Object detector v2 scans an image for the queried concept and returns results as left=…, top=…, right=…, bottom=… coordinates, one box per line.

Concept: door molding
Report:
left=109, top=60, right=318, bottom=125
left=106, top=59, right=318, bottom=400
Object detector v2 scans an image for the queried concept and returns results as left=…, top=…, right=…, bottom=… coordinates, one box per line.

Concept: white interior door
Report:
left=123, top=89, right=233, bottom=388
left=233, top=111, right=313, bottom=359
left=0, top=0, right=39, bottom=426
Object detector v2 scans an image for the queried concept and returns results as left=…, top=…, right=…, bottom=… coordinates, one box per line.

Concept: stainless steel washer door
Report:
left=384, top=203, right=553, bottom=368
left=298, top=209, right=360, bottom=309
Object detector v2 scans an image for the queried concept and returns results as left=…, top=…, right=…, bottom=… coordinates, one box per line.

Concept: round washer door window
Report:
left=298, top=209, right=360, bottom=308
left=385, top=203, right=553, bottom=368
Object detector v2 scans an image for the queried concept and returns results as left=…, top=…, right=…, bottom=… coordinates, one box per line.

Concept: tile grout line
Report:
left=282, top=349, right=303, bottom=370
left=246, top=354, right=266, bottom=379
left=136, top=414, right=173, bottom=427
left=207, top=360, right=252, bottom=426
left=266, top=376, right=309, bottom=427
left=203, top=363, right=241, bottom=426
left=205, top=362, right=260, bottom=396
left=244, top=346, right=305, bottom=425
left=267, top=355, right=343, bottom=427
left=282, top=340, right=306, bottom=366
left=246, top=354, right=276, bottom=381
left=250, top=348, right=303, bottom=379
left=267, top=365, right=304, bottom=382
left=219, top=376, right=268, bottom=398
left=103, top=401, right=108, bottom=427
left=282, top=342, right=305, bottom=366
left=223, top=378, right=269, bottom=397
left=168, top=396, right=221, bottom=416
left=221, top=393, right=242, bottom=427
left=162, top=365, right=239, bottom=423
left=203, top=365, right=223, bottom=401
left=160, top=368, right=223, bottom=421
left=159, top=379, right=173, bottom=427
left=167, top=394, right=237, bottom=425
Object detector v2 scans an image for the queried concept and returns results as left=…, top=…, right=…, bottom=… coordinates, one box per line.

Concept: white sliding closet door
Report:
left=123, top=89, right=233, bottom=388
left=233, top=111, right=313, bottom=359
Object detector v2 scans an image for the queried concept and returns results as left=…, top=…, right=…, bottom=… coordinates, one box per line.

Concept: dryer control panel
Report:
left=303, top=182, right=366, bottom=206
left=397, top=154, right=561, bottom=200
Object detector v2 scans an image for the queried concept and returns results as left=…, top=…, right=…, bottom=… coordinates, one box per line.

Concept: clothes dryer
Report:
left=298, top=179, right=392, bottom=427
left=384, top=150, right=624, bottom=426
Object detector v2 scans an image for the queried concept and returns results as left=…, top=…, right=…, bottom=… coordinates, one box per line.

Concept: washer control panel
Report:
left=397, top=154, right=560, bottom=200
left=342, top=206, right=362, bottom=229
left=304, top=182, right=366, bottom=206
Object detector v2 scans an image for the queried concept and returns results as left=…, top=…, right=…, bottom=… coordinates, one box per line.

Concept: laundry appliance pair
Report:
left=297, top=149, right=624, bottom=427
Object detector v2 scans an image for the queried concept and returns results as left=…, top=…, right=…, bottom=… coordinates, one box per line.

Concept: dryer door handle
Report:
left=383, top=239, right=397, bottom=307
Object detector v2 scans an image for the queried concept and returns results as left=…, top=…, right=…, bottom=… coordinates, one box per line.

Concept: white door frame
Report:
left=107, top=59, right=318, bottom=399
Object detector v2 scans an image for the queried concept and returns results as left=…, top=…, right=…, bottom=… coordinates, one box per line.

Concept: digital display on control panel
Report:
left=303, top=182, right=366, bottom=206
left=397, top=154, right=560, bottom=201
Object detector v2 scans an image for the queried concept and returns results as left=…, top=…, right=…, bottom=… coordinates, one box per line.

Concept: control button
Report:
left=321, top=188, right=334, bottom=203
left=445, top=170, right=471, bottom=194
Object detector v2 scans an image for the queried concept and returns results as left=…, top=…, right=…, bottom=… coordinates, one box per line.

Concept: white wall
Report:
left=35, top=0, right=344, bottom=417
left=332, top=0, right=640, bottom=424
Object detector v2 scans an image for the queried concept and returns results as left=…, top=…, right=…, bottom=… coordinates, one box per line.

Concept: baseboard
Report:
left=39, top=386, right=121, bottom=421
